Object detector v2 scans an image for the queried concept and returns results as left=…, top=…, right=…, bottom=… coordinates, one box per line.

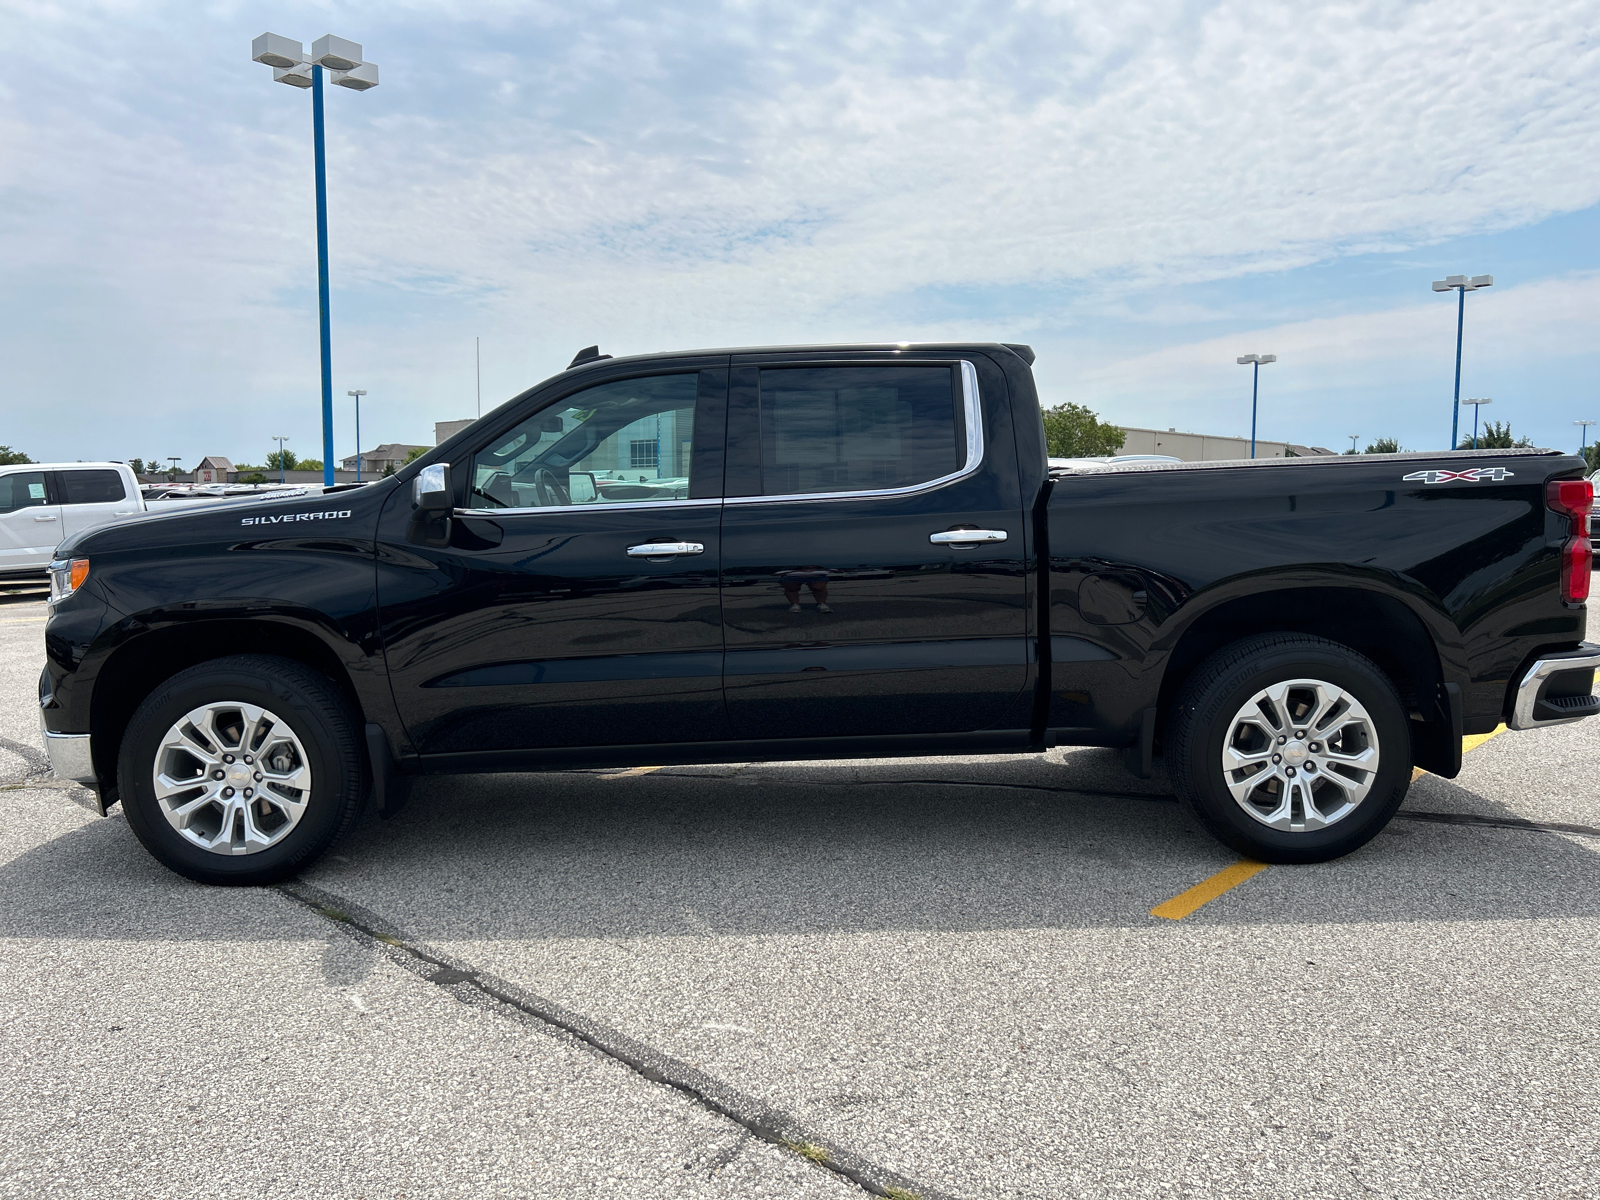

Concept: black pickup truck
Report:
left=38, top=342, right=1600, bottom=884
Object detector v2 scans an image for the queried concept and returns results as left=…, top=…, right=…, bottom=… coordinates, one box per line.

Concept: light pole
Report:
left=1235, top=354, right=1276, bottom=458
left=1462, top=398, right=1492, bottom=449
left=1432, top=273, right=1493, bottom=451
left=272, top=436, right=290, bottom=484
left=167, top=457, right=181, bottom=483
left=251, top=33, right=380, bottom=487
left=347, top=390, right=367, bottom=482
left=1576, top=420, right=1595, bottom=456
left=1349, top=434, right=1360, bottom=454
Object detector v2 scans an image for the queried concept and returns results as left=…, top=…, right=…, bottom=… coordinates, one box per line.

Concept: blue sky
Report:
left=2, top=0, right=1597, bottom=467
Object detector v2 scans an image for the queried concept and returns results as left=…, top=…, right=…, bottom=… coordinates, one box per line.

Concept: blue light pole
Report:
left=348, top=390, right=367, bottom=482
left=1235, top=353, right=1276, bottom=458
left=251, top=34, right=380, bottom=487
left=1462, top=397, right=1492, bottom=450
left=1432, top=274, right=1493, bottom=449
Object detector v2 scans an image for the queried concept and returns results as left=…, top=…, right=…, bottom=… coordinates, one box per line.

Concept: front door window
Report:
left=468, top=374, right=699, bottom=510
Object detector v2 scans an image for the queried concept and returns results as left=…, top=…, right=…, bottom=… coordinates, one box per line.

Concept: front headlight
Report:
left=48, top=557, right=90, bottom=604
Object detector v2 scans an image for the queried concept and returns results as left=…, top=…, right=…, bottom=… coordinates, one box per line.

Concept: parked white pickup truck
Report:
left=0, top=462, right=316, bottom=578
left=0, top=463, right=144, bottom=578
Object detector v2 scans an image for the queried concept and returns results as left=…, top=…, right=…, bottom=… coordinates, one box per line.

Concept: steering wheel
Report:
left=531, top=468, right=568, bottom=507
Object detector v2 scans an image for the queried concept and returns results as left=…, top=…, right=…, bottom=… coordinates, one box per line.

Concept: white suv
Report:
left=0, top=462, right=143, bottom=578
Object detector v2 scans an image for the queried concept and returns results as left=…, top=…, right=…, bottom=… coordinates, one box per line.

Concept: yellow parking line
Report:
left=1151, top=860, right=1268, bottom=920
left=1158, top=726, right=1513, bottom=920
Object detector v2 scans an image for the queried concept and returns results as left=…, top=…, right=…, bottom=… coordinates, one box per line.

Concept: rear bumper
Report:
left=1510, top=643, right=1600, bottom=731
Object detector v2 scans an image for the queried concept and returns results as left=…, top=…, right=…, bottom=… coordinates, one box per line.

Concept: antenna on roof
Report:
left=568, top=345, right=612, bottom=369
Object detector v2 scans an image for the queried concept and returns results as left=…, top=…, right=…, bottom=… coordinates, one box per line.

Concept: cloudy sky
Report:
left=3, top=0, right=1598, bottom=467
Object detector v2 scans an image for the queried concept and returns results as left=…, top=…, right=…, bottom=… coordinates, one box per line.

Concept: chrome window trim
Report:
left=456, top=496, right=717, bottom=518
left=724, top=358, right=982, bottom=507
left=458, top=359, right=982, bottom=516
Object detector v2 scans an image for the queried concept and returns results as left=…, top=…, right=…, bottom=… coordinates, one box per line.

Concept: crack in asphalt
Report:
left=277, top=880, right=955, bottom=1200
left=1396, top=809, right=1600, bottom=838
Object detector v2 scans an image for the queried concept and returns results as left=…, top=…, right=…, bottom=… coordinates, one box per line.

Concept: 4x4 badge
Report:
left=1402, top=467, right=1515, bottom=484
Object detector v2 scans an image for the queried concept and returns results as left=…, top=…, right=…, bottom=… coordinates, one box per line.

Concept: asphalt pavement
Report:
left=3, top=584, right=1598, bottom=1199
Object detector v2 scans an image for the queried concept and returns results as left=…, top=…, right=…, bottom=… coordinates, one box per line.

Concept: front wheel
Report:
left=118, top=655, right=367, bottom=885
left=1166, top=634, right=1413, bottom=864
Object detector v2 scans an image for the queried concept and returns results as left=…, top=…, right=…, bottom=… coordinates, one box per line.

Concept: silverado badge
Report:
left=1402, top=467, right=1515, bottom=484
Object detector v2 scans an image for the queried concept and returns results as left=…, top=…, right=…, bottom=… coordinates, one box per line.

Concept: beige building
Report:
left=435, top=419, right=475, bottom=445
left=1118, top=426, right=1335, bottom=462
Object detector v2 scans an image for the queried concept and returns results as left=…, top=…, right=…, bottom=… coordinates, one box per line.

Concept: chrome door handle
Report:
left=930, top=529, right=1006, bottom=544
left=34, top=514, right=58, bottom=522
left=626, top=541, right=705, bottom=558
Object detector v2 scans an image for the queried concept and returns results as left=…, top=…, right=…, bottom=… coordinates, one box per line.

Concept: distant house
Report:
left=193, top=456, right=234, bottom=483
left=339, top=443, right=429, bottom=475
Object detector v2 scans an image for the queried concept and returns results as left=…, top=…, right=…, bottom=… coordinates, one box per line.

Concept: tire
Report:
left=1166, top=634, right=1412, bottom=864
left=117, top=654, right=367, bottom=885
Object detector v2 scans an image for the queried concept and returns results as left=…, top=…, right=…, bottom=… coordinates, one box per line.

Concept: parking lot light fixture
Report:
left=1235, top=354, right=1276, bottom=459
left=1462, top=398, right=1492, bottom=449
left=250, top=33, right=380, bottom=487
left=347, top=390, right=367, bottom=482
left=272, top=436, right=290, bottom=484
left=1432, top=273, right=1494, bottom=450
left=1576, top=420, right=1595, bottom=457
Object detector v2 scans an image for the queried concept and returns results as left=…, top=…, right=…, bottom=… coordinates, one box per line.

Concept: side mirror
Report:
left=568, top=471, right=597, bottom=503
left=408, top=463, right=453, bottom=547
left=413, top=463, right=450, bottom=512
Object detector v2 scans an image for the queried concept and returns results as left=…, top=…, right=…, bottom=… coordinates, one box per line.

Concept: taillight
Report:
left=1547, top=479, right=1593, bottom=603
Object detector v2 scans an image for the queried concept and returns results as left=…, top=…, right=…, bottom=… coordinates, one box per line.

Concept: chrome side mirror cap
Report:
left=413, top=463, right=450, bottom=510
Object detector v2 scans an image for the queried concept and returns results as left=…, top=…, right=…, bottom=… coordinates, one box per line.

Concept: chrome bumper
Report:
left=1510, top=643, right=1600, bottom=731
left=38, top=711, right=106, bottom=816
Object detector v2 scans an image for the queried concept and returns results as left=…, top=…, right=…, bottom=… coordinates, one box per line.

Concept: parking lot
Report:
left=3, top=583, right=1598, bottom=1200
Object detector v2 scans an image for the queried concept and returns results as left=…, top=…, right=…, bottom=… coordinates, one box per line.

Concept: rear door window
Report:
left=58, top=469, right=127, bottom=504
left=756, top=365, right=963, bottom=496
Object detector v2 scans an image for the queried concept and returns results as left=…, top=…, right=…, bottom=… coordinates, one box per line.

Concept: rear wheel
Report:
left=1167, top=634, right=1412, bottom=864
left=118, top=655, right=367, bottom=885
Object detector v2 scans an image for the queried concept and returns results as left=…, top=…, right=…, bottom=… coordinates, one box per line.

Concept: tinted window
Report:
left=757, top=366, right=962, bottom=496
left=469, top=373, right=698, bottom=510
left=0, top=472, right=49, bottom=515
left=60, top=469, right=126, bottom=504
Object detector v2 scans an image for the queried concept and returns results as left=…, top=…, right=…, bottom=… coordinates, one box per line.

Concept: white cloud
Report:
left=1057, top=273, right=1600, bottom=449
left=1, top=0, right=1598, bottom=462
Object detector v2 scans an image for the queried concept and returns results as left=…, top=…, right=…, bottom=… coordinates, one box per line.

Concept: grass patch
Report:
left=882, top=1188, right=921, bottom=1200
left=784, top=1138, right=830, bottom=1165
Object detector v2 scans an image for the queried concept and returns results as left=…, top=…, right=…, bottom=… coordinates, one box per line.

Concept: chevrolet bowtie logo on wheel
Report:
left=1402, top=467, right=1516, bottom=484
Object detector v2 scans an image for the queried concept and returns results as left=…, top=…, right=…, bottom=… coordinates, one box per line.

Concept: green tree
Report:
left=126, top=457, right=146, bottom=475
left=0, top=446, right=34, bottom=465
left=266, top=449, right=299, bottom=471
left=298, top=458, right=323, bottom=472
left=239, top=471, right=268, bottom=484
left=382, top=463, right=396, bottom=477
left=1040, top=403, right=1126, bottom=458
left=1583, top=444, right=1599, bottom=473
left=404, top=447, right=427, bottom=465
left=1364, top=437, right=1403, bottom=454
left=1457, top=420, right=1532, bottom=450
